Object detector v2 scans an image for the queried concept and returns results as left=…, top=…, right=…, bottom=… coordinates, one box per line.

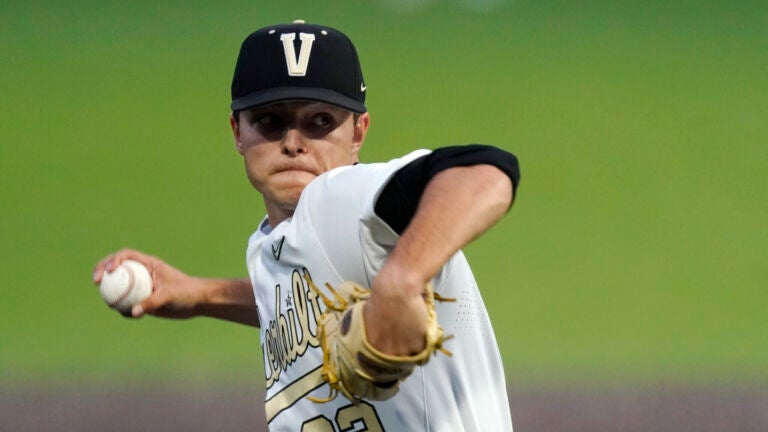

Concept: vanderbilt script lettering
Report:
left=264, top=269, right=323, bottom=388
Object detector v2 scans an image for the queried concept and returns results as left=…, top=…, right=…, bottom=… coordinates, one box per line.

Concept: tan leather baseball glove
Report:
left=306, top=279, right=454, bottom=404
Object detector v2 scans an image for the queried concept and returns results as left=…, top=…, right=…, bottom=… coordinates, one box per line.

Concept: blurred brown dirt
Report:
left=2, top=384, right=767, bottom=431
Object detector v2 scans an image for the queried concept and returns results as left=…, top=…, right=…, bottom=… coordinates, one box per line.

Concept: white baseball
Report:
left=99, top=260, right=153, bottom=314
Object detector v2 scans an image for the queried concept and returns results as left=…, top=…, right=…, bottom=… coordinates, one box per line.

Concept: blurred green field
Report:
left=2, top=0, right=766, bottom=389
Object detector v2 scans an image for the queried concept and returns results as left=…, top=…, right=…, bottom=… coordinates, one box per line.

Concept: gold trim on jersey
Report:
left=265, top=365, right=325, bottom=424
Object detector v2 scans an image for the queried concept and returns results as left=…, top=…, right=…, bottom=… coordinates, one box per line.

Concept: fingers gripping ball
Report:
left=305, top=278, right=454, bottom=404
left=99, top=260, right=153, bottom=314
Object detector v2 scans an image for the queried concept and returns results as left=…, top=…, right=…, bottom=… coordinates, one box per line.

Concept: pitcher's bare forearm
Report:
left=136, top=276, right=259, bottom=327
left=196, top=277, right=259, bottom=327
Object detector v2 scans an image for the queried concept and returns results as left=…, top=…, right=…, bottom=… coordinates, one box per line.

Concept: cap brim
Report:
left=231, top=87, right=366, bottom=113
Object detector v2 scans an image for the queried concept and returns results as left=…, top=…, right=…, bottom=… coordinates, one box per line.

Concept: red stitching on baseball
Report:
left=108, top=264, right=135, bottom=308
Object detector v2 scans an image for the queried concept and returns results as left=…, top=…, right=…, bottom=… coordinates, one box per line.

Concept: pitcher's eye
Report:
left=253, top=114, right=287, bottom=133
left=256, top=114, right=277, bottom=126
left=311, top=113, right=333, bottom=128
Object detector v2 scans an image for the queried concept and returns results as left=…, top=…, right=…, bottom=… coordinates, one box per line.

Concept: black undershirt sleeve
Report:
left=374, top=144, right=520, bottom=234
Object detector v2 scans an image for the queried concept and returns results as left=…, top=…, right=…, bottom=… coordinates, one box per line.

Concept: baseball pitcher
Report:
left=94, top=21, right=520, bottom=431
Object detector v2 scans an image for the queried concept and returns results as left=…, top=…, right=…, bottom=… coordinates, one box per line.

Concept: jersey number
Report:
left=301, top=401, right=384, bottom=431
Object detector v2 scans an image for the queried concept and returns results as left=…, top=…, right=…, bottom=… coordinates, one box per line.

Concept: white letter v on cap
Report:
left=280, top=33, right=316, bottom=76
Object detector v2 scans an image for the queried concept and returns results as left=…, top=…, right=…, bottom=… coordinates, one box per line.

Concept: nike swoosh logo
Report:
left=360, top=82, right=366, bottom=92
left=271, top=236, right=285, bottom=261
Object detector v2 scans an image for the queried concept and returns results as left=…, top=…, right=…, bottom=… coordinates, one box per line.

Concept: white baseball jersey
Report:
left=246, top=150, right=513, bottom=431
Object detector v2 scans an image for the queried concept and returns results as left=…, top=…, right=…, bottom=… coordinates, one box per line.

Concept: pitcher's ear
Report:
left=230, top=113, right=245, bottom=154
left=352, top=112, right=371, bottom=155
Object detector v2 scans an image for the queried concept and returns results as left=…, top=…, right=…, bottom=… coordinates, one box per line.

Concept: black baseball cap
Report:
left=231, top=21, right=367, bottom=113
